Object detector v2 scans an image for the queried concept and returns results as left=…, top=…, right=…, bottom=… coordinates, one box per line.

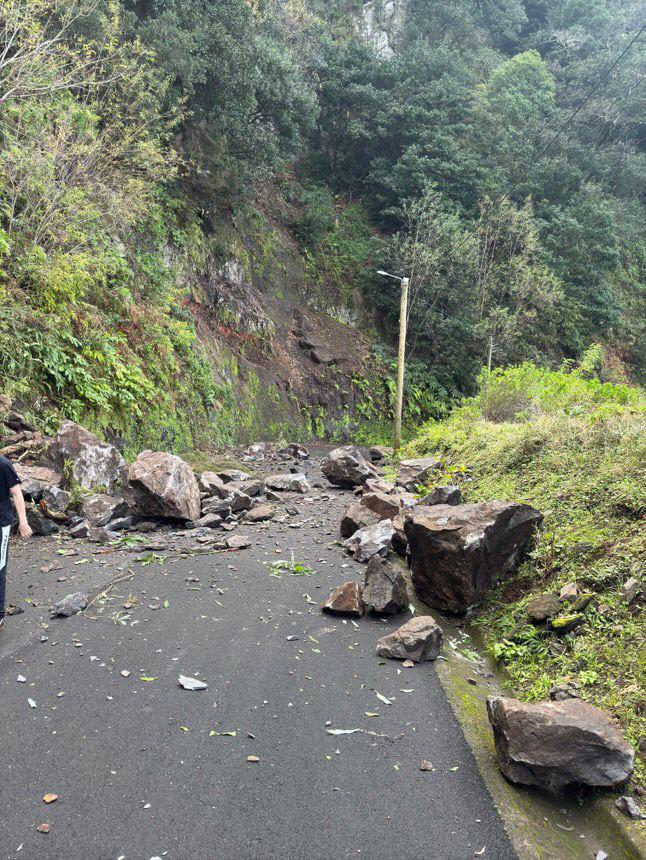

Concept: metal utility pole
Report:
left=377, top=271, right=409, bottom=458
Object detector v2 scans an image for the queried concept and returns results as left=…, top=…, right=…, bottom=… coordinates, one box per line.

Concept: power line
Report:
left=538, top=22, right=646, bottom=157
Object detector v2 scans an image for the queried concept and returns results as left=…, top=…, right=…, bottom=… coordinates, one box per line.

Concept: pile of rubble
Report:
left=0, top=401, right=313, bottom=545
left=318, top=444, right=636, bottom=797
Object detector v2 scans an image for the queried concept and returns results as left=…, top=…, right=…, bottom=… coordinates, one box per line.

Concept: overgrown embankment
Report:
left=406, top=362, right=645, bottom=785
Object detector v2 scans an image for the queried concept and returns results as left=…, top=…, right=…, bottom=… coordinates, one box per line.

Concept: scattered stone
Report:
left=363, top=556, right=408, bottom=615
left=26, top=507, right=58, bottom=537
left=225, top=534, right=251, bottom=550
left=133, top=520, right=158, bottom=533
left=339, top=502, right=382, bottom=538
left=321, top=582, right=364, bottom=616
left=559, top=582, right=578, bottom=603
left=397, top=457, right=441, bottom=491
left=321, top=446, right=375, bottom=488
left=377, top=616, right=443, bottom=663
left=526, top=593, right=560, bottom=624
left=41, top=485, right=71, bottom=514
left=201, top=497, right=233, bottom=518
left=51, top=592, right=88, bottom=618
left=615, top=796, right=644, bottom=821
left=420, top=485, right=463, bottom=506
left=69, top=520, right=90, bottom=539
left=486, top=696, right=634, bottom=792
left=311, top=347, right=336, bottom=365
left=420, top=760, right=434, bottom=771
left=178, top=675, right=208, bottom=692
left=549, top=614, right=585, bottom=634
left=196, top=513, right=223, bottom=529
left=233, top=479, right=264, bottom=497
left=363, top=477, right=396, bottom=494
left=406, top=501, right=543, bottom=614
left=81, top=494, right=129, bottom=527
left=620, top=577, right=641, bottom=605
left=218, top=469, right=250, bottom=484
left=278, top=443, right=309, bottom=460
left=264, top=473, right=311, bottom=494
left=245, top=504, right=275, bottom=523
left=108, top=516, right=133, bottom=532
left=391, top=514, right=408, bottom=557
left=88, top=526, right=120, bottom=544
left=369, top=445, right=393, bottom=465
left=15, top=465, right=63, bottom=500
left=198, top=471, right=226, bottom=496
left=226, top=487, right=252, bottom=513
left=265, top=490, right=281, bottom=502
left=548, top=683, right=580, bottom=702
left=53, top=420, right=125, bottom=493
left=344, top=519, right=395, bottom=563
left=128, top=451, right=201, bottom=521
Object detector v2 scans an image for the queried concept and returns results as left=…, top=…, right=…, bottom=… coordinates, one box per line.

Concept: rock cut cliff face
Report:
left=360, top=0, right=407, bottom=58
left=174, top=206, right=387, bottom=443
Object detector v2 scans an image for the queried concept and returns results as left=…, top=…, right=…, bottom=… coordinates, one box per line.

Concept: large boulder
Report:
left=487, top=696, right=634, bottom=792
left=128, top=451, right=201, bottom=521
left=321, top=446, right=375, bottom=488
left=264, top=473, right=311, bottom=494
left=321, top=582, right=365, bottom=616
left=340, top=502, right=382, bottom=538
left=344, top=519, right=395, bottom=563
left=377, top=616, right=443, bottom=662
left=80, top=494, right=129, bottom=527
left=26, top=506, right=59, bottom=536
left=363, top=556, right=408, bottom=615
left=198, top=471, right=226, bottom=496
left=14, top=464, right=63, bottom=501
left=405, top=502, right=543, bottom=614
left=53, top=420, right=125, bottom=493
left=397, top=457, right=441, bottom=491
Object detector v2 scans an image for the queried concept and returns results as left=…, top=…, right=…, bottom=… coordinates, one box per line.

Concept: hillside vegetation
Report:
left=0, top=0, right=644, bottom=449
left=406, top=358, right=645, bottom=784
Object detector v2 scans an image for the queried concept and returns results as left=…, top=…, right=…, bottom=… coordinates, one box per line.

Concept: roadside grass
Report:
left=406, top=363, right=646, bottom=787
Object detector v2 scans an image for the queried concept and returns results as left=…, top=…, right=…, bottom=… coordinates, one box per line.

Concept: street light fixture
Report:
left=377, top=269, right=410, bottom=457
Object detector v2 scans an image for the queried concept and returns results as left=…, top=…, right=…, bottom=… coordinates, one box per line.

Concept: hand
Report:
left=18, top=522, right=32, bottom=539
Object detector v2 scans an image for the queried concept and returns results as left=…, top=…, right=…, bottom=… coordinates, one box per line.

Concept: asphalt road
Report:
left=0, top=454, right=516, bottom=860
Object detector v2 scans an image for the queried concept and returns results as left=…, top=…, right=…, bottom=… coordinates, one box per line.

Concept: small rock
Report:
left=377, top=616, right=443, bottom=663
left=548, top=683, right=580, bottom=701
left=396, top=457, right=441, bottom=491
left=195, top=513, right=223, bottom=529
left=278, top=443, right=309, bottom=460
left=615, top=795, right=644, bottom=820
left=264, top=473, right=311, bottom=494
left=321, top=582, right=364, bottom=616
left=419, top=485, right=463, bottom=506
left=26, top=507, right=58, bottom=537
left=321, top=446, right=376, bottom=488
left=225, top=535, right=251, bottom=550
left=245, top=504, right=274, bottom=523
left=178, top=675, right=208, bottom=691
left=620, top=577, right=641, bottom=605
left=51, top=592, right=88, bottom=618
left=559, top=582, right=578, bottom=603
left=41, top=485, right=71, bottom=514
left=69, top=520, right=90, bottom=539
left=526, top=593, right=560, bottom=624
left=218, top=469, right=250, bottom=484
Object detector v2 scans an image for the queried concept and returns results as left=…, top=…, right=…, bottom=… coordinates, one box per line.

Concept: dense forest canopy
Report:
left=0, top=0, right=644, bottom=431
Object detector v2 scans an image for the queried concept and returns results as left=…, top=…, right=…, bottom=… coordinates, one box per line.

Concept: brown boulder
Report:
left=376, top=616, right=443, bottom=662
left=321, top=582, right=364, bottom=616
left=245, top=504, right=275, bottom=523
left=360, top=491, right=401, bottom=521
left=80, top=494, right=129, bottom=527
left=420, top=485, right=463, bottom=506
left=128, top=451, right=201, bottom=521
left=487, top=696, right=634, bottom=792
left=363, top=556, right=408, bottom=615
left=397, top=457, right=441, bottom=491
left=340, top=502, right=382, bottom=538
left=344, top=519, right=394, bottom=562
left=198, top=471, right=226, bottom=496
left=406, top=502, right=543, bottom=614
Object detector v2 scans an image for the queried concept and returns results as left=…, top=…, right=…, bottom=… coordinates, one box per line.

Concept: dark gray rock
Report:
left=264, top=473, right=310, bottom=493
left=81, top=494, right=129, bottom=527
left=69, top=520, right=90, bottom=539
left=245, top=504, right=274, bottom=523
left=196, top=513, right=223, bottom=529
left=41, top=485, right=71, bottom=514
left=487, top=696, right=634, bottom=792
left=377, top=616, right=443, bottom=662
left=321, top=446, right=375, bottom=488
left=360, top=491, right=402, bottom=521
left=344, top=519, right=395, bottom=562
left=26, top=507, right=58, bottom=536
left=218, top=469, right=250, bottom=484
left=397, top=457, right=442, bottom=491
left=615, top=796, right=644, bottom=820
left=278, top=443, right=309, bottom=460
left=406, top=501, right=543, bottom=614
left=363, top=556, right=408, bottom=615
left=420, top=485, right=463, bottom=506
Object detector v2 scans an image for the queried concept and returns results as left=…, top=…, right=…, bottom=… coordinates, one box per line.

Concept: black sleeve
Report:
left=0, top=458, right=21, bottom=489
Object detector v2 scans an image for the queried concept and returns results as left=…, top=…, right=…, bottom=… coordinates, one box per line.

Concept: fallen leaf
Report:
left=42, top=794, right=58, bottom=804
left=210, top=730, right=237, bottom=737
left=246, top=755, right=260, bottom=763
left=375, top=691, right=392, bottom=705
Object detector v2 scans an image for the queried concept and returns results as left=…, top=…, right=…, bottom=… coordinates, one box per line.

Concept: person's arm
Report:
left=9, top=484, right=32, bottom=538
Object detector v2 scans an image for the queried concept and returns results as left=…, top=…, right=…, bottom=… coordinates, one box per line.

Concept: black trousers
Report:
left=0, top=525, right=9, bottom=621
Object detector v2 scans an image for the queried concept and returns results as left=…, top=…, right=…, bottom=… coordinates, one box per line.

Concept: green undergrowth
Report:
left=407, top=361, right=645, bottom=787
